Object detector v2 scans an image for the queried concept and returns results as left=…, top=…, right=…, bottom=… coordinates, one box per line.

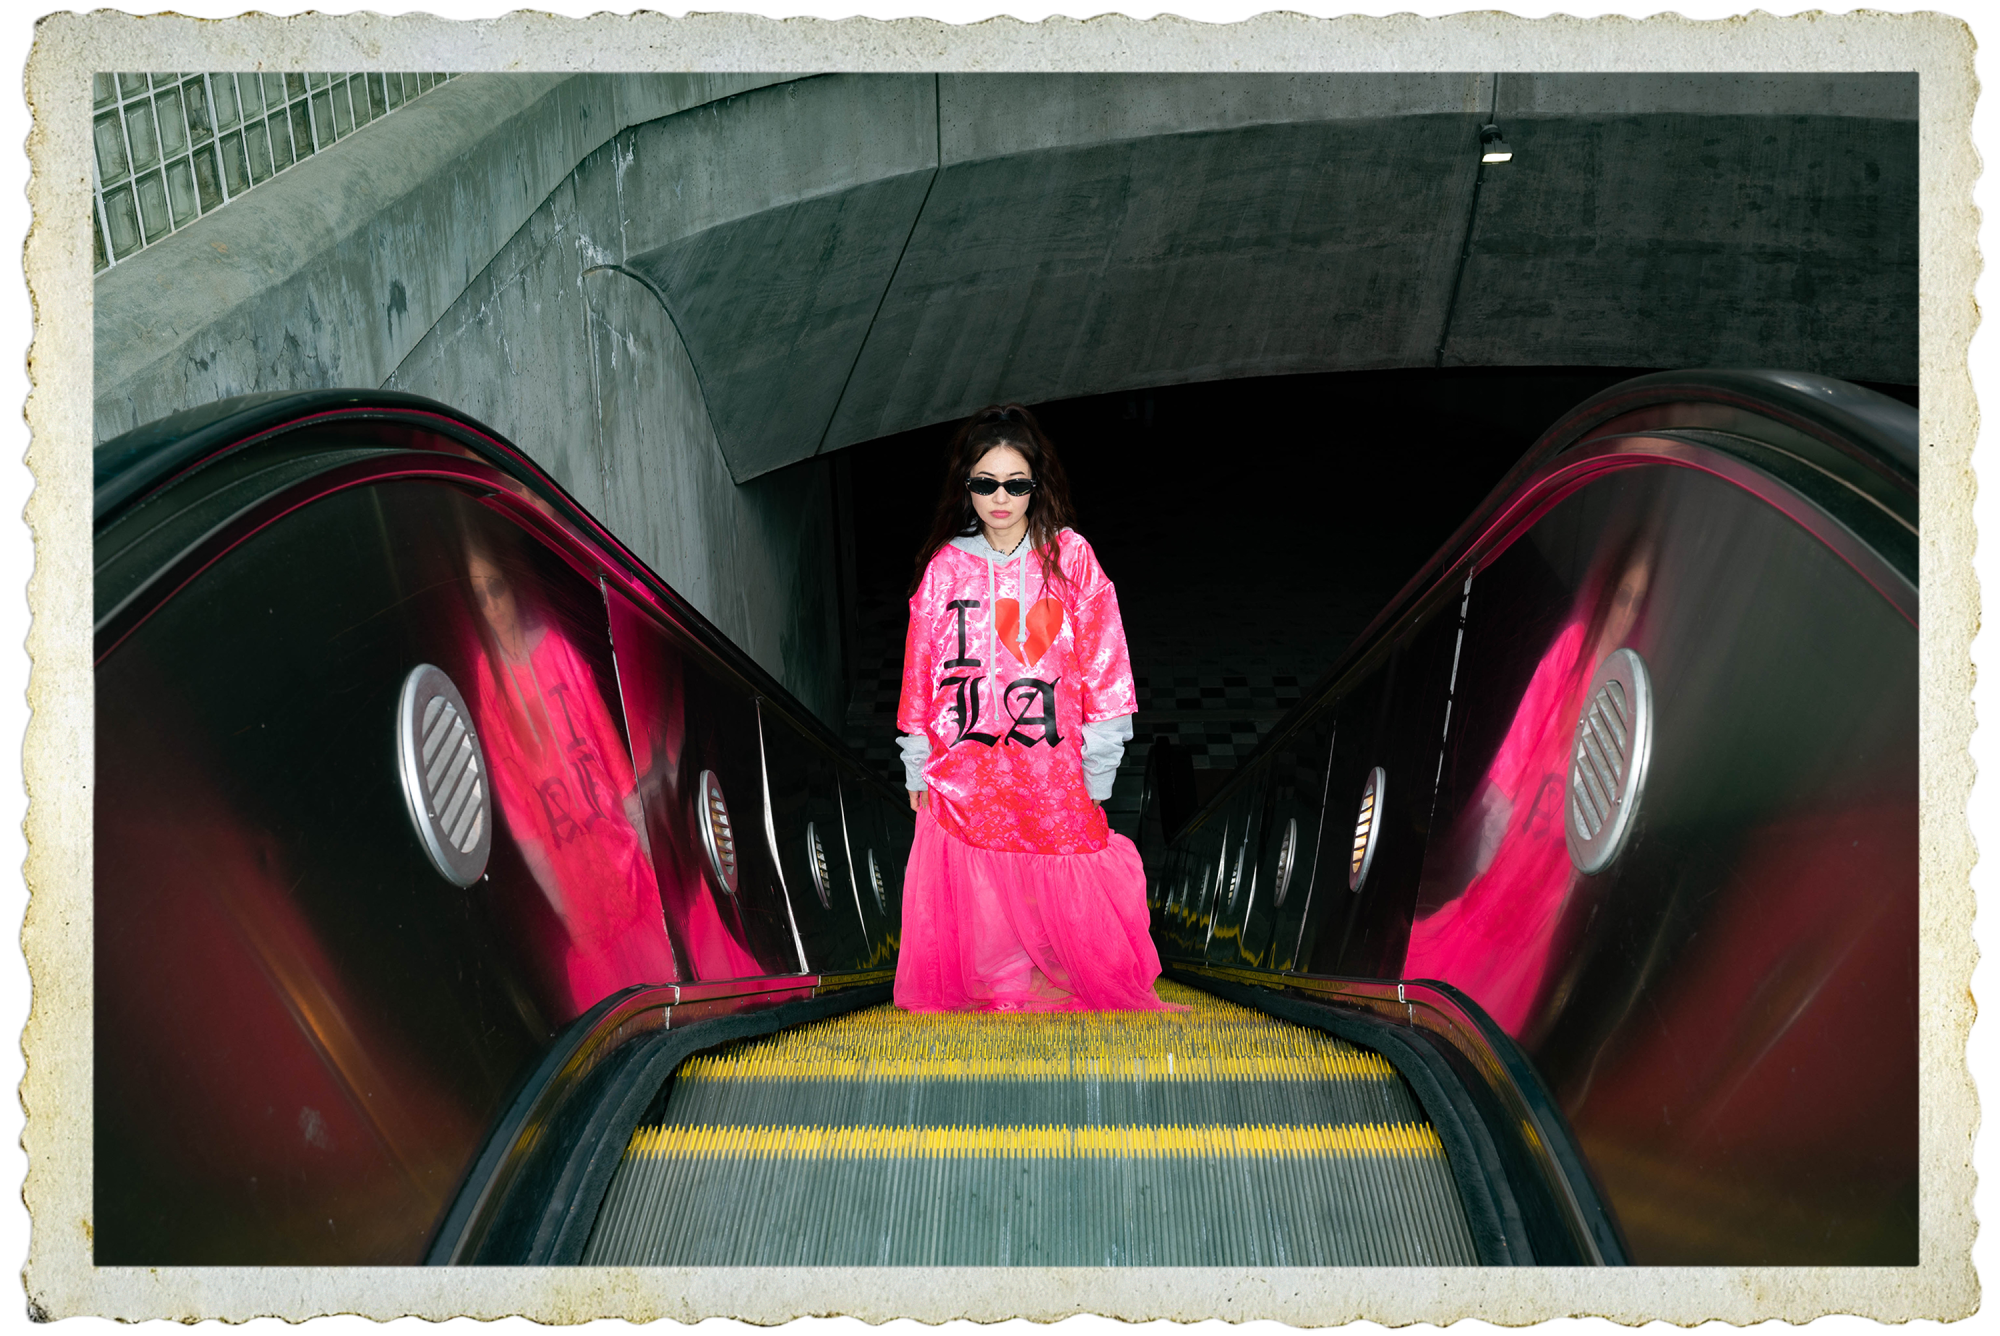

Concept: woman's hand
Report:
left=909, top=790, right=928, bottom=812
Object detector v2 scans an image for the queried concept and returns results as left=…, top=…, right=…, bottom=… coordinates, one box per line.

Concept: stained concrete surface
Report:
left=384, top=150, right=845, bottom=724
left=92, top=73, right=788, bottom=446
left=95, top=71, right=1918, bottom=731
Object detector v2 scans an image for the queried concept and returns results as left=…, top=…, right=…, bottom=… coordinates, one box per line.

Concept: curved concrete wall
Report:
left=93, top=71, right=1917, bottom=721
left=92, top=72, right=847, bottom=722
left=382, top=163, right=845, bottom=723
left=631, top=73, right=1914, bottom=474
left=92, top=73, right=784, bottom=444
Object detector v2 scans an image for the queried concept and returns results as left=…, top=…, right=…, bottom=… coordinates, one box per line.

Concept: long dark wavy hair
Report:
left=909, top=403, right=1078, bottom=597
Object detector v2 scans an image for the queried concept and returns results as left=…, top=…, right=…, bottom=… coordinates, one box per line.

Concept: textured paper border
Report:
left=21, top=7, right=1980, bottom=1323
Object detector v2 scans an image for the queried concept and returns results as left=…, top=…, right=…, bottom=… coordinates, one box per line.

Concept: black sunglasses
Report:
left=966, top=476, right=1039, bottom=496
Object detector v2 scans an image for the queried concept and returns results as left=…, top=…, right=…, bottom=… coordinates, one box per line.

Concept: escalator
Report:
left=1144, top=369, right=1918, bottom=1266
left=93, top=391, right=910, bottom=1266
left=94, top=369, right=1914, bottom=1268
left=584, top=980, right=1477, bottom=1265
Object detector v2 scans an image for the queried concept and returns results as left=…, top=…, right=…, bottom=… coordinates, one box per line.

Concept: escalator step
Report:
left=582, top=980, right=1478, bottom=1265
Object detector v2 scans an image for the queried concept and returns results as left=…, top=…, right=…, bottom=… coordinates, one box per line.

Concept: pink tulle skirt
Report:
left=893, top=807, right=1180, bottom=1013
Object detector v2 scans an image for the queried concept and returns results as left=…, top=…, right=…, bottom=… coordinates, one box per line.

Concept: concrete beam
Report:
left=100, top=70, right=1919, bottom=479
left=823, top=74, right=1493, bottom=450
left=1443, top=74, right=1917, bottom=375
left=92, top=72, right=786, bottom=444
left=818, top=72, right=1916, bottom=452
left=592, top=72, right=1914, bottom=472
left=378, top=107, right=850, bottom=723
left=92, top=72, right=848, bottom=724
left=93, top=71, right=1919, bottom=725
left=618, top=76, right=940, bottom=479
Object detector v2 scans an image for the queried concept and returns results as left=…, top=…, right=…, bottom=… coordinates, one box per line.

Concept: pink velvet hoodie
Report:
left=897, top=529, right=1138, bottom=856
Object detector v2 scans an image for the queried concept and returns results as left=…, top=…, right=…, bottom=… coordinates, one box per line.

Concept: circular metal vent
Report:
left=396, top=665, right=492, bottom=888
left=1566, top=647, right=1654, bottom=875
left=696, top=770, right=740, bottom=895
left=1273, top=817, right=1300, bottom=907
left=805, top=821, right=832, bottom=908
left=1348, top=767, right=1386, bottom=893
left=867, top=848, right=888, bottom=914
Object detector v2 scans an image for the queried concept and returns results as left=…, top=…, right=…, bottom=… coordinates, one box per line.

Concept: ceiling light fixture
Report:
left=1480, top=123, right=1514, bottom=164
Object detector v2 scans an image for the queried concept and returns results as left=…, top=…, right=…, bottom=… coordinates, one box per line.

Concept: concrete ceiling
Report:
left=613, top=73, right=1915, bottom=480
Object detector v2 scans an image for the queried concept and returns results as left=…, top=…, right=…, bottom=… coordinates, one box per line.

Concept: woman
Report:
left=461, top=536, right=682, bottom=1019
left=893, top=404, right=1177, bottom=1012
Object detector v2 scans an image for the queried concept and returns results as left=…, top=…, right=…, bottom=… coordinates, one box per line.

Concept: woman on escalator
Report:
left=892, top=404, right=1179, bottom=1012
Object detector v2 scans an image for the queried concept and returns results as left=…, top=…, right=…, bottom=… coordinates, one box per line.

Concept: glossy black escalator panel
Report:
left=96, top=481, right=583, bottom=1263
left=1294, top=600, right=1460, bottom=981
left=1410, top=463, right=1916, bottom=1264
left=1542, top=369, right=1917, bottom=503
left=1145, top=372, right=1918, bottom=1265
left=1239, top=706, right=1339, bottom=973
left=758, top=698, right=878, bottom=974
left=94, top=396, right=915, bottom=1264
left=843, top=780, right=911, bottom=941
left=599, top=580, right=806, bottom=979
left=1196, top=707, right=1347, bottom=975
left=1191, top=768, right=1267, bottom=968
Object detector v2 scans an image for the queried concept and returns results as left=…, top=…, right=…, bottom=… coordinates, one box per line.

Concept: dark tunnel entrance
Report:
left=834, top=366, right=1917, bottom=834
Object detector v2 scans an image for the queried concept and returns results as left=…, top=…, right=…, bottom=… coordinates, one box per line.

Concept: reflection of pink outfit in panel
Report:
left=893, top=530, right=1176, bottom=1012
left=661, top=835, right=765, bottom=981
left=1403, top=622, right=1590, bottom=1036
left=474, top=627, right=679, bottom=1019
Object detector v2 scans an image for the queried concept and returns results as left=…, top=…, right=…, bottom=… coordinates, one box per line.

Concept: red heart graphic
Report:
left=995, top=597, right=1064, bottom=667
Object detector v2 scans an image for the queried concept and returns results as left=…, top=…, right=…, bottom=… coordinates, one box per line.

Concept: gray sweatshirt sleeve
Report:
left=897, top=732, right=931, bottom=791
left=1080, top=714, right=1134, bottom=801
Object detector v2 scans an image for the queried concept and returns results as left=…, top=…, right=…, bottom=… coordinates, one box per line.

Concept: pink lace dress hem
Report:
left=893, top=807, right=1182, bottom=1013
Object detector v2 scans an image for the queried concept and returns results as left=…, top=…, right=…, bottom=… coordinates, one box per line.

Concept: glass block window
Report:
left=93, top=71, right=457, bottom=272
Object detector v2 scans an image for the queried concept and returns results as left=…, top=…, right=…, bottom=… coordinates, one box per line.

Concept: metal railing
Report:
left=92, top=71, right=457, bottom=271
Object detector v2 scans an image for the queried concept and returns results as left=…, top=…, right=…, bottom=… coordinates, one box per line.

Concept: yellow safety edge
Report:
left=624, top=1122, right=1445, bottom=1160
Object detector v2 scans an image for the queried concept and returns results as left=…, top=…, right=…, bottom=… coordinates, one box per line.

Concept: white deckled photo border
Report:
left=13, top=1, right=1985, bottom=1326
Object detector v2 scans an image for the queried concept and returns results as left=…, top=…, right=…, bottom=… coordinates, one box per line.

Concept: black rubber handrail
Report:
left=95, top=388, right=435, bottom=524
